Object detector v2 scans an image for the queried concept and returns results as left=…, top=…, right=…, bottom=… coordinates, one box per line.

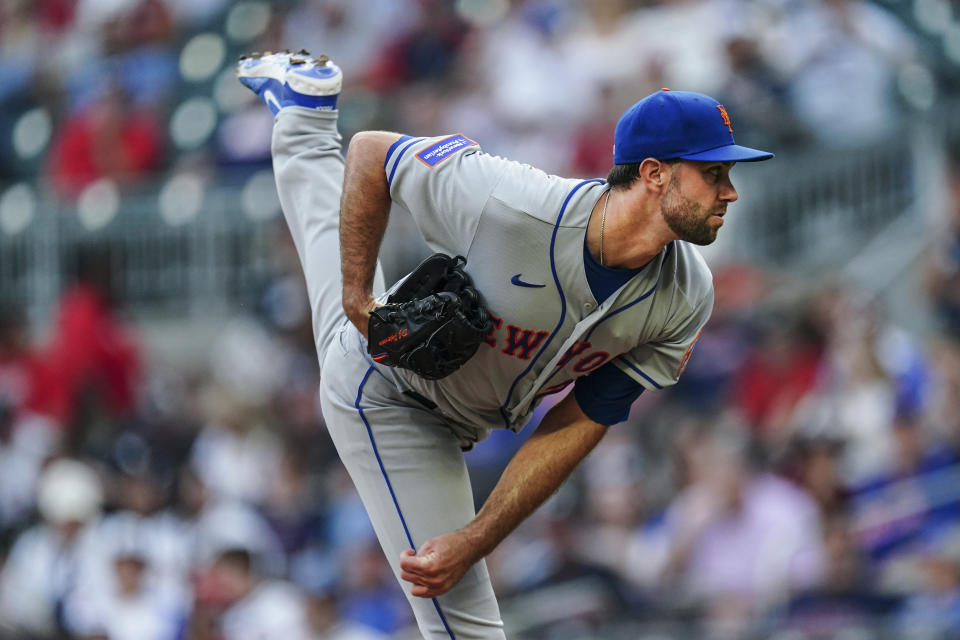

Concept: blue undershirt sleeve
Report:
left=573, top=362, right=645, bottom=426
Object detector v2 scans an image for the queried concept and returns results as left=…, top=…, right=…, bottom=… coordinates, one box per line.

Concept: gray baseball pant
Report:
left=271, top=107, right=505, bottom=639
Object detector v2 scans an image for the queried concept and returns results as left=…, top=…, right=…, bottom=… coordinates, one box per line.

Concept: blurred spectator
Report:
left=77, top=0, right=177, bottom=108
left=35, top=0, right=76, bottom=34
left=780, top=514, right=899, bottom=636
left=718, top=32, right=809, bottom=151
left=467, top=1, right=583, bottom=171
left=291, top=546, right=390, bottom=640
left=0, top=305, right=56, bottom=424
left=0, top=1, right=43, bottom=105
left=0, top=413, right=59, bottom=538
left=366, top=0, right=469, bottom=93
left=57, top=0, right=176, bottom=107
left=172, top=463, right=287, bottom=579
left=47, top=83, right=164, bottom=198
left=190, top=384, right=284, bottom=507
left=163, top=0, right=230, bottom=29
left=92, top=441, right=197, bottom=599
left=568, top=84, right=620, bottom=178
left=928, top=337, right=960, bottom=448
left=283, top=0, right=416, bottom=80
left=337, top=543, right=412, bottom=635
left=732, top=312, right=824, bottom=444
left=497, top=509, right=635, bottom=636
left=622, top=0, right=734, bottom=96
left=61, top=535, right=188, bottom=640
left=578, top=431, right=647, bottom=575
left=784, top=433, right=849, bottom=518
left=791, top=290, right=900, bottom=485
left=201, top=547, right=311, bottom=640
left=561, top=0, right=648, bottom=111
left=323, top=466, right=380, bottom=555
left=926, top=156, right=960, bottom=338
left=649, top=426, right=825, bottom=635
left=671, top=262, right=768, bottom=413
left=40, top=247, right=142, bottom=433
left=188, top=316, right=290, bottom=508
left=1, top=0, right=959, bottom=637
left=762, top=0, right=918, bottom=148
left=0, top=458, right=104, bottom=637
left=895, top=549, right=960, bottom=638
left=847, top=413, right=960, bottom=566
left=302, top=588, right=390, bottom=640
left=216, top=101, right=275, bottom=166
left=261, top=446, right=324, bottom=557
left=0, top=309, right=60, bottom=535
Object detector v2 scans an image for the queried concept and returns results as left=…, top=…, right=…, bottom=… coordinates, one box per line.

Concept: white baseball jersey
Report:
left=380, top=133, right=714, bottom=440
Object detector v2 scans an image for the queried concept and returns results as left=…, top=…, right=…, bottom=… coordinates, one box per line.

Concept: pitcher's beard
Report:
left=661, top=175, right=722, bottom=246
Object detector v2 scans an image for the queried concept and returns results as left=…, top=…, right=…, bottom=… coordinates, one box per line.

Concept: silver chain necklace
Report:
left=600, top=189, right=611, bottom=267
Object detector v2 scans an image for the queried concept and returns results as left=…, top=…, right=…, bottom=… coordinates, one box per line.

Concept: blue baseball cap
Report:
left=613, top=89, right=773, bottom=164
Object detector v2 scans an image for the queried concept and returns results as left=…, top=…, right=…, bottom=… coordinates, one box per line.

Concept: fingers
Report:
left=398, top=533, right=474, bottom=598
left=400, top=547, right=452, bottom=597
left=403, top=573, right=449, bottom=597
left=411, top=583, right=447, bottom=598
left=400, top=549, right=436, bottom=574
left=403, top=569, right=450, bottom=598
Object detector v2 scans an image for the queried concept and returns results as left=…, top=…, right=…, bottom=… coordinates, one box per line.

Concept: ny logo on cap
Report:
left=716, top=105, right=733, bottom=133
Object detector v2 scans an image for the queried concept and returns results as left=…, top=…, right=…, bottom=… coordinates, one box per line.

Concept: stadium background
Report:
left=2, top=0, right=960, bottom=638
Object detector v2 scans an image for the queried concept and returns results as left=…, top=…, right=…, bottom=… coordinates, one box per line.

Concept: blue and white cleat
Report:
left=236, top=49, right=341, bottom=115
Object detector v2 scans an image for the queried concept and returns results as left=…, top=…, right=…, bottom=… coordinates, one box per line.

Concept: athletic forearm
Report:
left=463, top=393, right=607, bottom=558
left=340, top=131, right=402, bottom=335
left=399, top=392, right=606, bottom=597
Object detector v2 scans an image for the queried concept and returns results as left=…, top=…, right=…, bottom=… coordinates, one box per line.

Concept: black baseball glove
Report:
left=367, top=254, right=492, bottom=380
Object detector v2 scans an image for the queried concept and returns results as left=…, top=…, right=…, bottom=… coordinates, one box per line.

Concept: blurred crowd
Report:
left=3, top=0, right=960, bottom=639
left=0, top=0, right=939, bottom=197
left=10, top=226, right=960, bottom=640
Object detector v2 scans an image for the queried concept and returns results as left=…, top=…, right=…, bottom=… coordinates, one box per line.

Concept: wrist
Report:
left=459, top=520, right=498, bottom=560
left=342, top=290, right=377, bottom=335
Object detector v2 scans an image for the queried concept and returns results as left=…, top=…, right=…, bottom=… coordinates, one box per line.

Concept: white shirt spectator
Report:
left=760, top=0, right=917, bottom=147
left=191, top=420, right=283, bottom=506
left=316, top=621, right=391, bottom=640
left=221, top=580, right=311, bottom=640
left=62, top=561, right=187, bottom=640
left=194, top=499, right=288, bottom=577
left=0, top=522, right=101, bottom=635
left=282, top=0, right=417, bottom=79
left=676, top=473, right=824, bottom=601
left=94, top=510, right=197, bottom=599
left=0, top=458, right=104, bottom=635
left=0, top=415, right=58, bottom=527
left=621, top=0, right=736, bottom=97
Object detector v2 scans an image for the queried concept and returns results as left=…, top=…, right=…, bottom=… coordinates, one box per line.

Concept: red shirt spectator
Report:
left=39, top=249, right=142, bottom=426
left=47, top=87, right=163, bottom=199
left=0, top=308, right=50, bottom=421
left=41, top=282, right=141, bottom=425
left=734, top=327, right=823, bottom=434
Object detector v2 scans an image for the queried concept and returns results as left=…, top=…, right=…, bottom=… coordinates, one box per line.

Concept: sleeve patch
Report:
left=415, top=134, right=477, bottom=167
left=676, top=328, right=704, bottom=377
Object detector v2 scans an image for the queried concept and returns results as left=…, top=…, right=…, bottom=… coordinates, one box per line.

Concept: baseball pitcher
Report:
left=237, top=49, right=773, bottom=639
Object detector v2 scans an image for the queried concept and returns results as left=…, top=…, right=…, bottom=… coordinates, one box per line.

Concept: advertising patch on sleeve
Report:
left=677, top=328, right=704, bottom=378
left=416, top=134, right=477, bottom=167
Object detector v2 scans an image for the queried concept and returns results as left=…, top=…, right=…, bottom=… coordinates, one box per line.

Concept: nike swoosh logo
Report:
left=263, top=89, right=281, bottom=113
left=511, top=274, right=545, bottom=288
